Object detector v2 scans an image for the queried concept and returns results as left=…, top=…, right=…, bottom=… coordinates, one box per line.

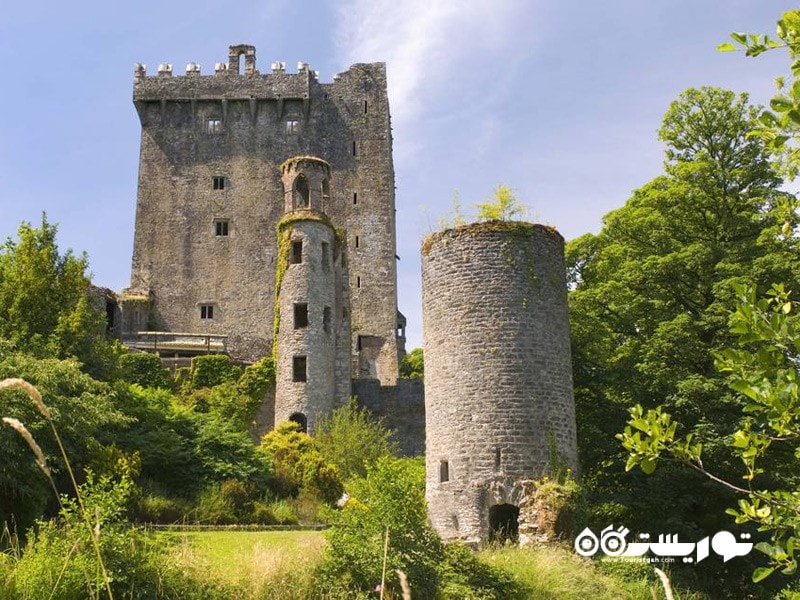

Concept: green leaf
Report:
left=717, top=43, right=736, bottom=52
left=640, top=458, right=656, bottom=474
left=732, top=32, right=747, bottom=45
left=752, top=566, right=775, bottom=582
left=771, top=96, right=794, bottom=112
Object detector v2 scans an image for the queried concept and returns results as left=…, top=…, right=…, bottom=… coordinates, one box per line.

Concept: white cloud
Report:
left=333, top=0, right=530, bottom=129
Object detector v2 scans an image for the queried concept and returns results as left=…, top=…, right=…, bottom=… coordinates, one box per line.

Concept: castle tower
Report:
left=123, top=44, right=402, bottom=385
left=273, top=157, right=349, bottom=433
left=421, top=221, right=579, bottom=544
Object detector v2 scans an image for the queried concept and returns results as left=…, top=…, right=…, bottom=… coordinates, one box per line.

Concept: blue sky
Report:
left=0, top=1, right=796, bottom=349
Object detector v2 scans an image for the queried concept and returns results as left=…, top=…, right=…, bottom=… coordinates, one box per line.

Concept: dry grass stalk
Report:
left=653, top=567, right=675, bottom=600
left=396, top=569, right=411, bottom=600
left=380, top=527, right=390, bottom=600
left=0, top=378, right=51, bottom=418
left=1, top=377, right=114, bottom=600
left=1, top=417, right=50, bottom=478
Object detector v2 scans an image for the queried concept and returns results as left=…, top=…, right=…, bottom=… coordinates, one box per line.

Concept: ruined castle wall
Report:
left=353, top=379, right=425, bottom=457
left=421, top=221, right=578, bottom=543
left=128, top=53, right=399, bottom=380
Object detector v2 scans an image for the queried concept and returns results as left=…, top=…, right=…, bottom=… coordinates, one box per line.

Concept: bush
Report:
left=189, top=355, right=241, bottom=390
left=118, top=352, right=172, bottom=389
left=133, top=493, right=192, bottom=524
left=320, top=456, right=443, bottom=599
left=261, top=422, right=343, bottom=503
left=315, top=398, right=398, bottom=481
left=237, top=356, right=275, bottom=402
left=399, top=347, right=424, bottom=380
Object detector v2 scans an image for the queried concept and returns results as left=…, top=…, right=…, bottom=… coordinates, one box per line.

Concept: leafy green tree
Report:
left=0, top=353, right=127, bottom=530
left=620, top=283, right=800, bottom=582
left=0, top=215, right=117, bottom=378
left=314, top=399, right=398, bottom=481
left=399, top=347, right=424, bottom=380
left=718, top=10, right=800, bottom=181
left=568, top=87, right=800, bottom=590
left=118, top=352, right=172, bottom=389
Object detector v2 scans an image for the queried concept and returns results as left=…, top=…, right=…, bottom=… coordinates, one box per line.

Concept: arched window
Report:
left=289, top=412, right=308, bottom=433
left=295, top=175, right=310, bottom=209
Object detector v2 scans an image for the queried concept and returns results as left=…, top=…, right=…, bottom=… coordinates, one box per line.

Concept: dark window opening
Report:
left=355, top=235, right=360, bottom=249
left=323, top=306, right=331, bottom=332
left=440, top=460, right=450, bottom=483
left=322, top=179, right=330, bottom=201
left=352, top=141, right=357, bottom=156
left=357, top=276, right=361, bottom=288
left=289, top=412, right=307, bottom=433
left=353, top=192, right=358, bottom=205
left=212, top=176, right=225, bottom=190
left=294, top=303, right=308, bottom=328
left=286, top=119, right=299, bottom=134
left=214, top=220, right=229, bottom=236
left=321, top=242, right=330, bottom=272
left=489, top=504, right=520, bottom=544
left=105, top=300, right=116, bottom=332
left=206, top=119, right=222, bottom=134
left=356, top=335, right=363, bottom=352
left=200, top=304, right=214, bottom=319
left=295, top=175, right=310, bottom=208
left=292, top=356, right=307, bottom=382
left=291, top=240, right=303, bottom=264
left=364, top=99, right=368, bottom=114
left=495, top=447, right=502, bottom=470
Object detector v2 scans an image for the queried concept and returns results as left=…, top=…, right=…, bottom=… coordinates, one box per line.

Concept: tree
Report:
left=620, top=283, right=800, bottom=582
left=568, top=87, right=800, bottom=591
left=718, top=10, right=800, bottom=182
left=399, top=347, right=424, bottom=380
left=0, top=215, right=116, bottom=377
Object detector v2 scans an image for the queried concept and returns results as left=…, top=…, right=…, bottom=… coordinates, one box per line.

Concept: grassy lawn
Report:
left=157, top=530, right=326, bottom=591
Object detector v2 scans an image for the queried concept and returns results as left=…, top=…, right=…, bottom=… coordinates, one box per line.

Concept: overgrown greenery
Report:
left=568, top=86, right=800, bottom=595
left=399, top=347, right=424, bottom=380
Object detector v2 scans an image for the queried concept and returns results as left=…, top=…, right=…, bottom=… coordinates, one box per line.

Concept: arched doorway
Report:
left=289, top=412, right=307, bottom=433
left=489, top=504, right=519, bottom=544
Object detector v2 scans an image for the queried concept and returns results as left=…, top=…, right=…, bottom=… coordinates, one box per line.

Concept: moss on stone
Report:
left=420, top=220, right=562, bottom=256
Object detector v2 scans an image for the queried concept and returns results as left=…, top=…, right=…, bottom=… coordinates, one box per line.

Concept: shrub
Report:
left=237, top=356, right=276, bottom=402
left=399, top=347, right=424, bottom=380
left=118, top=352, right=172, bottom=389
left=189, top=355, right=241, bottom=390
left=133, top=493, right=192, bottom=524
left=320, top=456, right=443, bottom=599
left=260, top=421, right=343, bottom=503
left=315, top=398, right=398, bottom=481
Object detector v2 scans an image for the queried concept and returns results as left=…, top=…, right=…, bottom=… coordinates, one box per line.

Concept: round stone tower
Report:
left=274, top=156, right=337, bottom=434
left=421, top=221, right=578, bottom=544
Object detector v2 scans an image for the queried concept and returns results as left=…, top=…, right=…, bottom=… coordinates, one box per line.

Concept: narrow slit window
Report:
left=206, top=118, right=222, bottom=134
left=291, top=240, right=303, bottom=264
left=352, top=140, right=357, bottom=156
left=355, top=235, right=360, bottom=249
left=214, top=220, right=229, bottom=236
left=440, top=460, right=450, bottom=483
left=323, top=306, right=331, bottom=333
left=364, top=99, right=368, bottom=114
left=353, top=192, right=358, bottom=205
left=357, top=276, right=361, bottom=288
left=495, top=447, right=502, bottom=470
left=321, top=242, right=330, bottom=272
left=292, top=356, right=307, bottom=382
left=212, top=176, right=225, bottom=190
left=294, top=303, right=308, bottom=328
left=200, top=304, right=214, bottom=319
left=356, top=335, right=363, bottom=352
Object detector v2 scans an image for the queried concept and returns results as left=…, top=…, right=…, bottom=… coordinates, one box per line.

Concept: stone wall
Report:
left=127, top=46, right=400, bottom=382
left=353, top=379, right=425, bottom=457
left=421, top=221, right=578, bottom=544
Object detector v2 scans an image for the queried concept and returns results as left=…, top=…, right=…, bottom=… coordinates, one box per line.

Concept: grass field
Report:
left=158, top=530, right=326, bottom=592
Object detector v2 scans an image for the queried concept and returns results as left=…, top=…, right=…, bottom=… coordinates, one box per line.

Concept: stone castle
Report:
left=117, top=44, right=578, bottom=544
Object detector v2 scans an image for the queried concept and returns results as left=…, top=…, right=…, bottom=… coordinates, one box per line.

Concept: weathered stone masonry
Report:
left=422, top=222, right=579, bottom=543
left=123, top=45, right=401, bottom=384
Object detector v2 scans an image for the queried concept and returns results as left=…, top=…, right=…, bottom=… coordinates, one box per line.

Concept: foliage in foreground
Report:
left=620, top=284, right=800, bottom=583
